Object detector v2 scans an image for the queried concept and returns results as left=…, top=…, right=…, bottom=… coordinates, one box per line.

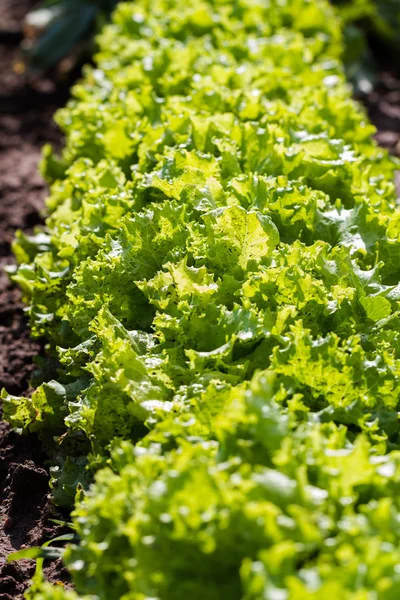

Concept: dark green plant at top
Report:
left=334, top=0, right=400, bottom=38
left=24, top=0, right=119, bottom=71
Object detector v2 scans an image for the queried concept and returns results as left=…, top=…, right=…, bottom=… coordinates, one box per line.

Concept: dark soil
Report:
left=0, top=1, right=399, bottom=597
left=0, top=0, right=72, bottom=597
left=363, top=71, right=400, bottom=156
left=362, top=70, right=400, bottom=195
left=0, top=0, right=32, bottom=40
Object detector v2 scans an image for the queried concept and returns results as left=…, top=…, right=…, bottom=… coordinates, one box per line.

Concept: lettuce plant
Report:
left=4, top=0, right=400, bottom=597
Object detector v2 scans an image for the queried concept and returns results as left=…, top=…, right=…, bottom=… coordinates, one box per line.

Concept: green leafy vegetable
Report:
left=5, top=0, right=400, bottom=597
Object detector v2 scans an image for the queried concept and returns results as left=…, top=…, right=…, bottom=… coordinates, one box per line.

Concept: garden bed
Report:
left=0, top=1, right=400, bottom=597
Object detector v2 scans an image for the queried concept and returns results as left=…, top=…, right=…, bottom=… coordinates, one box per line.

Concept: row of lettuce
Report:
left=21, top=0, right=400, bottom=73
left=5, top=0, right=400, bottom=597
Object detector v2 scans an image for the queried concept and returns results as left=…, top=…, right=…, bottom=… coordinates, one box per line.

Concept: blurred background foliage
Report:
left=20, top=0, right=400, bottom=87
left=333, top=0, right=400, bottom=93
left=22, top=0, right=118, bottom=71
